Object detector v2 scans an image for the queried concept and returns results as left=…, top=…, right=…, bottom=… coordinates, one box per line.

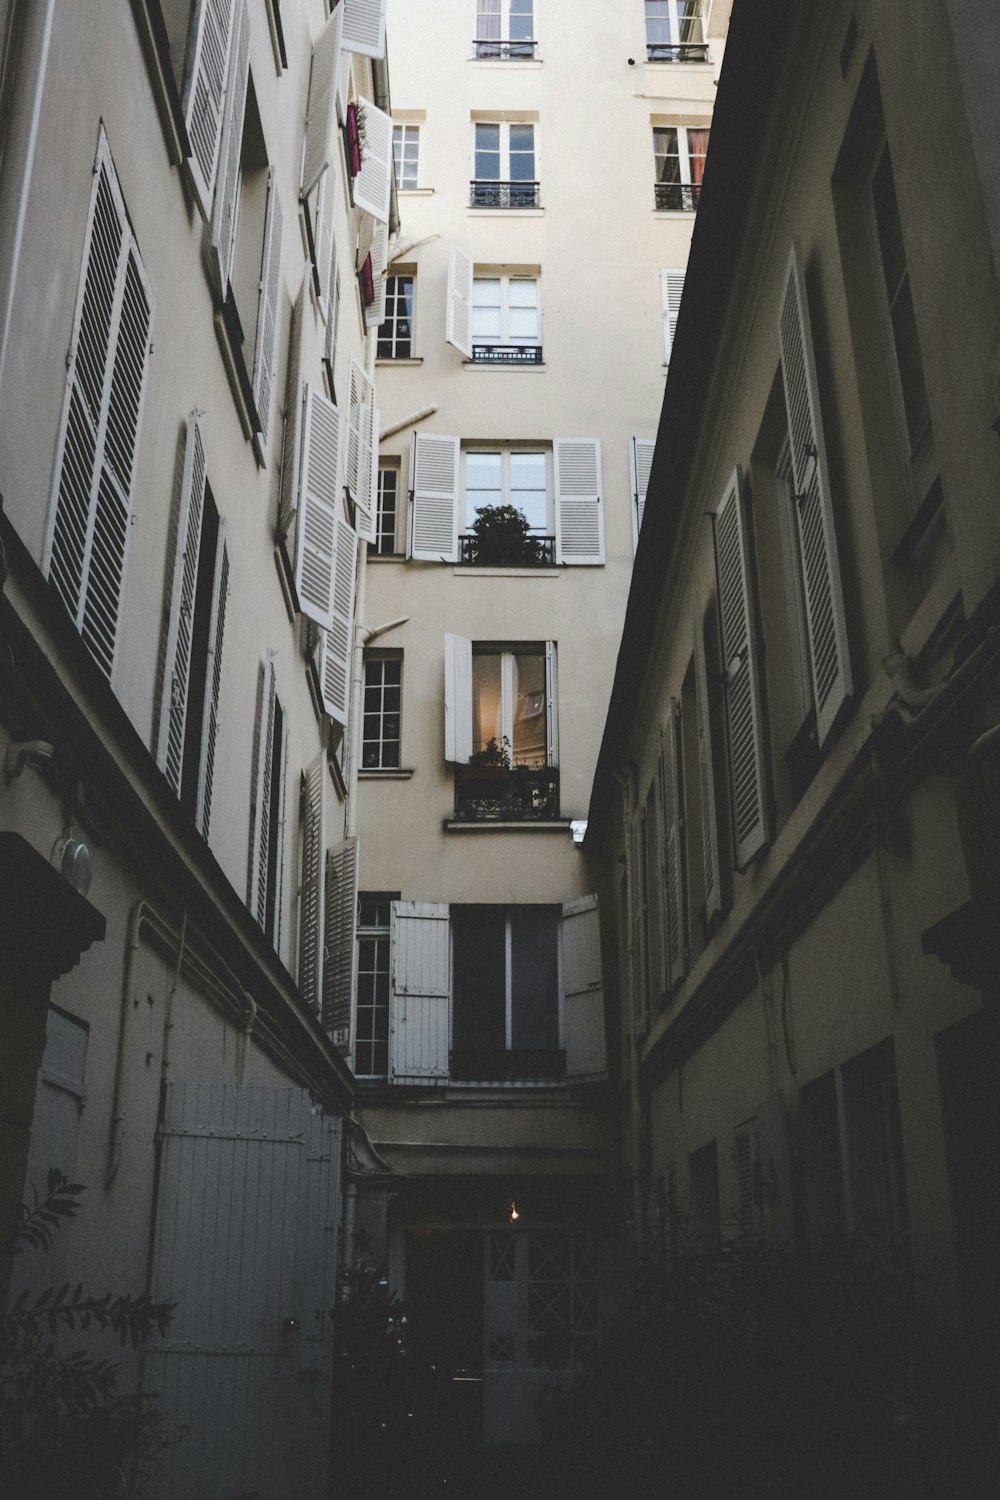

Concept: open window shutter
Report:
left=182, top=0, right=236, bottom=218
left=660, top=269, right=684, bottom=363
left=298, top=751, right=326, bottom=1017
left=279, top=269, right=307, bottom=535
left=365, top=222, right=389, bottom=329
left=341, top=0, right=387, bottom=59
left=294, top=386, right=342, bottom=628
left=545, top=641, right=559, bottom=768
left=248, top=654, right=276, bottom=926
left=779, top=245, right=852, bottom=746
left=658, top=706, right=686, bottom=987
left=389, top=901, right=450, bottom=1082
left=352, top=97, right=393, bottom=222
left=208, top=0, right=250, bottom=296
left=196, top=522, right=229, bottom=838
left=314, top=166, right=336, bottom=305
left=713, top=467, right=770, bottom=869
left=356, top=409, right=378, bottom=543
left=346, top=358, right=375, bottom=498
left=444, top=634, right=473, bottom=764
left=301, top=2, right=344, bottom=197
left=336, top=52, right=350, bottom=125
left=410, top=433, right=459, bottom=561
left=562, top=896, right=607, bottom=1079
left=318, top=519, right=357, bottom=728
left=322, top=835, right=359, bottom=1049
left=446, top=243, right=473, bottom=359
left=630, top=437, right=656, bottom=551
left=273, top=711, right=290, bottom=957
left=252, top=169, right=283, bottom=448
left=157, top=413, right=207, bottom=793
left=555, top=438, right=604, bottom=565
left=693, top=609, right=722, bottom=925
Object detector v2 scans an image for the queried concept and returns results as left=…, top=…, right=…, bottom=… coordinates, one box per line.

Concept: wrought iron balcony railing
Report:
left=473, top=37, right=538, bottom=59
left=470, top=179, right=541, bottom=209
left=654, top=181, right=702, bottom=211
left=647, top=42, right=709, bottom=62
left=471, top=343, right=543, bottom=366
left=454, top=764, right=560, bottom=821
left=457, top=533, right=556, bottom=567
left=450, top=1048, right=565, bottom=1083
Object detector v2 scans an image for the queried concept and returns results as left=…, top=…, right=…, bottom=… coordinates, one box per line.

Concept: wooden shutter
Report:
left=630, top=437, right=656, bottom=551
left=346, top=358, right=375, bottom=502
left=693, top=609, right=722, bottom=925
left=390, top=901, right=450, bottom=1082
left=196, top=523, right=229, bottom=838
left=252, top=168, right=283, bottom=448
left=554, top=438, right=604, bottom=565
left=157, top=413, right=207, bottom=793
left=365, top=221, right=389, bottom=329
left=446, top=242, right=473, bottom=359
left=208, top=0, right=250, bottom=296
left=779, top=245, right=852, bottom=746
left=444, top=634, right=473, bottom=765
left=658, top=705, right=686, bottom=987
left=301, top=2, right=344, bottom=197
left=248, top=654, right=276, bottom=927
left=562, top=896, right=607, bottom=1079
left=545, top=640, right=559, bottom=768
left=279, top=269, right=307, bottom=536
left=341, top=0, right=387, bottom=59
left=660, top=268, right=684, bottom=363
left=410, top=433, right=460, bottom=561
left=317, top=519, right=357, bottom=728
left=352, top=97, right=393, bottom=223
left=294, top=386, right=343, bottom=629
left=322, top=835, right=358, bottom=1049
left=713, top=468, right=770, bottom=869
left=182, top=0, right=236, bottom=218
left=298, top=751, right=326, bottom=1017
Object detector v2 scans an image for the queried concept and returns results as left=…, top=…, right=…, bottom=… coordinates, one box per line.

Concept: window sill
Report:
left=467, top=207, right=544, bottom=218
left=464, top=360, right=546, bottom=371
left=367, top=551, right=407, bottom=562
left=397, top=187, right=435, bottom=196
left=376, top=356, right=424, bottom=366
left=452, top=565, right=561, bottom=578
left=359, top=767, right=415, bottom=779
left=444, top=819, right=573, bottom=833
left=890, top=476, right=945, bottom=567
left=468, top=57, right=544, bottom=68
left=653, top=208, right=698, bottom=217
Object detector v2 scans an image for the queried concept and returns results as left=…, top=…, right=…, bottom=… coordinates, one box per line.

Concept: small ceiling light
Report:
left=509, top=1201, right=520, bottom=1222
left=53, top=836, right=92, bottom=897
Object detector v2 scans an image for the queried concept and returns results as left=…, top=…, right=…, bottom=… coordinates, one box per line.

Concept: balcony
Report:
left=457, top=533, right=556, bottom=567
left=454, top=764, right=560, bottom=821
left=470, top=179, right=541, bottom=209
left=647, top=42, right=709, bottom=62
left=473, top=38, right=538, bottom=59
left=471, top=343, right=543, bottom=367
left=654, top=181, right=702, bottom=211
left=450, top=1048, right=565, bottom=1083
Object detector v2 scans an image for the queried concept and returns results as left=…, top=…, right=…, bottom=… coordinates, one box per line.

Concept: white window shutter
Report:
left=389, top=901, right=451, bottom=1082
left=365, top=222, right=389, bottom=329
left=658, top=705, right=686, bottom=987
left=444, top=633, right=473, bottom=764
left=208, top=0, right=250, bottom=296
left=545, top=641, right=559, bottom=769
left=318, top=518, right=357, bottom=728
left=562, top=896, right=607, bottom=1079
left=336, top=52, right=351, bottom=125
left=157, top=413, right=207, bottom=793
left=248, top=654, right=277, bottom=927
left=279, top=268, right=307, bottom=536
left=660, top=269, right=685, bottom=363
left=355, top=408, right=377, bottom=543
left=324, top=261, right=341, bottom=390
left=779, top=244, right=852, bottom=746
left=346, top=358, right=375, bottom=497
left=294, top=387, right=343, bottom=629
left=322, top=836, right=359, bottom=1050
left=352, top=97, right=393, bottom=223
left=693, top=609, right=722, bottom=926
left=446, top=242, right=473, bottom=359
left=630, top=437, right=656, bottom=551
left=713, top=467, right=770, bottom=869
left=272, top=708, right=290, bottom=957
left=410, top=433, right=460, bottom=561
left=196, top=522, right=229, bottom=838
left=314, top=166, right=336, bottom=306
left=554, top=438, right=604, bottom=565
left=341, top=0, right=387, bottom=59
left=298, top=751, right=327, bottom=1017
left=182, top=0, right=236, bottom=219
left=301, top=2, right=344, bottom=197
left=252, top=168, right=283, bottom=448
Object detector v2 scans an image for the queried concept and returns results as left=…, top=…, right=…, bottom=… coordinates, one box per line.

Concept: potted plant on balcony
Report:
left=466, top=736, right=512, bottom=771
left=468, top=504, right=545, bottom=566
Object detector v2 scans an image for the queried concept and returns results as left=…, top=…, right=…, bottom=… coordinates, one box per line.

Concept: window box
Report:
left=454, top=764, right=560, bottom=822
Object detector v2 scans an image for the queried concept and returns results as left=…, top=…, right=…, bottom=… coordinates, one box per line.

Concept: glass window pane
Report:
left=507, top=278, right=537, bottom=308
left=472, top=654, right=503, bottom=754
left=476, top=123, right=500, bottom=179
left=508, top=124, right=535, bottom=179
left=645, top=1, right=670, bottom=45
left=512, top=651, right=546, bottom=766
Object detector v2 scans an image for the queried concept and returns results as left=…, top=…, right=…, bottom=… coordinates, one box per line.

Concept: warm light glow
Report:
left=509, top=1201, right=520, bottom=1221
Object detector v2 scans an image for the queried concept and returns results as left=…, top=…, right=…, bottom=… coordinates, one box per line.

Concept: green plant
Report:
left=468, top=503, right=546, bottom=564
left=467, top=735, right=512, bottom=769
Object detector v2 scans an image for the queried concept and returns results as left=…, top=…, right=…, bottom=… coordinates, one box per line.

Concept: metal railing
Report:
left=647, top=42, right=709, bottom=62
left=454, top=764, right=560, bottom=820
left=473, top=37, right=538, bottom=59
left=471, top=344, right=543, bottom=366
left=457, top=533, right=556, bottom=567
left=450, top=1048, right=566, bottom=1083
left=654, top=181, right=702, bottom=211
left=470, top=179, right=541, bottom=209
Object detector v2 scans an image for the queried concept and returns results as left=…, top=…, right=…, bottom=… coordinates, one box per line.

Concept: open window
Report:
left=653, top=123, right=709, bottom=211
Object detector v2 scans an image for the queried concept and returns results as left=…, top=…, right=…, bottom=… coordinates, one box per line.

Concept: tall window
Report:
left=645, top=1, right=707, bottom=62
left=356, top=894, right=394, bottom=1077
left=465, top=449, right=549, bottom=533
left=475, top=0, right=535, bottom=58
left=472, top=647, right=548, bottom=767
left=374, top=465, right=399, bottom=554
left=472, top=275, right=541, bottom=363
left=653, top=124, right=709, bottom=210
left=392, top=123, right=419, bottom=189
left=472, top=122, right=538, bottom=207
left=451, top=905, right=560, bottom=1080
left=376, top=274, right=414, bottom=358
left=362, top=655, right=402, bottom=768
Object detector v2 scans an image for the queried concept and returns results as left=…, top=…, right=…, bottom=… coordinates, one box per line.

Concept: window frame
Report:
left=471, top=272, right=541, bottom=358
left=376, top=271, right=415, bottom=359
left=373, top=462, right=401, bottom=555
left=451, top=903, right=562, bottom=1067
left=361, top=652, right=402, bottom=770
left=644, top=0, right=709, bottom=63
left=652, top=123, right=709, bottom=210
left=463, top=445, right=552, bottom=536
left=471, top=119, right=539, bottom=207
left=473, top=0, right=536, bottom=59
left=470, top=642, right=554, bottom=770
left=392, top=121, right=420, bottom=189
left=355, top=892, right=396, bottom=1078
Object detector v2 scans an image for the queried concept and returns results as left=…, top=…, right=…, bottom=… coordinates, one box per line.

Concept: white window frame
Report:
left=471, top=273, right=541, bottom=353
left=355, top=893, right=394, bottom=1077
left=471, top=119, right=537, bottom=203
left=374, top=463, right=401, bottom=554
left=376, top=271, right=415, bottom=359
left=392, top=122, right=420, bottom=189
left=473, top=0, right=536, bottom=58
left=645, top=1, right=708, bottom=61
left=361, top=652, right=402, bottom=769
left=470, top=642, right=558, bottom=769
left=463, top=445, right=551, bottom=534
left=653, top=124, right=709, bottom=209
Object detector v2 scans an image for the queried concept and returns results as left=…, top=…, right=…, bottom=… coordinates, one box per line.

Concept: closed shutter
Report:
left=196, top=523, right=229, bottom=838
left=352, top=97, right=393, bottom=223
left=182, top=0, right=236, bottom=218
left=713, top=467, right=770, bottom=869
left=693, top=610, right=722, bottom=925
left=554, top=439, right=604, bottom=565
left=341, top=0, right=387, bottom=59
left=346, top=358, right=375, bottom=506
left=545, top=641, right=559, bottom=769
left=410, top=432, right=459, bottom=561
left=660, top=268, right=684, bottom=363
left=322, top=835, right=359, bottom=1049
left=562, top=896, right=606, bottom=1079
left=248, top=654, right=276, bottom=927
left=301, top=2, right=344, bottom=197
left=44, top=133, right=154, bottom=683
left=630, top=437, right=656, bottom=551
left=294, top=386, right=343, bottom=629
left=658, top=704, right=686, bottom=987
left=298, top=751, right=326, bottom=1017
left=278, top=270, right=306, bottom=536
left=252, top=168, right=283, bottom=448
left=365, top=221, right=388, bottom=329
left=317, top=519, right=357, bottom=728
left=157, top=413, right=207, bottom=794
left=208, top=0, right=250, bottom=296
left=444, top=633, right=473, bottom=764
left=779, top=245, right=852, bottom=746
left=390, top=901, right=450, bottom=1082
left=446, top=242, right=473, bottom=359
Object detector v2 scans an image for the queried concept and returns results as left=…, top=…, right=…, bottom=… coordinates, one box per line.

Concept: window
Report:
left=356, top=894, right=394, bottom=1077
left=645, top=1, right=708, bottom=62
left=249, top=655, right=288, bottom=949
left=472, top=647, right=549, bottom=767
left=474, top=0, right=536, bottom=59
left=446, top=638, right=559, bottom=820
left=472, top=121, right=538, bottom=207
left=465, top=449, right=549, bottom=532
left=362, top=655, right=402, bottom=768
left=392, top=122, right=419, bottom=188
left=373, top=465, right=400, bottom=554
left=659, top=268, right=685, bottom=363
left=653, top=124, right=709, bottom=210
left=376, top=273, right=414, bottom=358
left=297, top=750, right=326, bottom=1017
left=452, top=905, right=560, bottom=1080
left=472, top=275, right=542, bottom=364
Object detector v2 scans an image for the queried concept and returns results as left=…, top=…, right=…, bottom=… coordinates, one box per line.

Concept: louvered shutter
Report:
left=356, top=409, right=377, bottom=543
left=298, top=751, right=326, bottom=1016
left=390, top=901, right=450, bottom=1082
left=365, top=221, right=389, bottom=329
left=352, top=97, right=393, bottom=223
left=444, top=633, right=473, bottom=764
left=446, top=243, right=473, bottom=359
left=301, top=2, right=344, bottom=197
left=779, top=245, right=852, bottom=746
left=208, top=0, right=250, bottom=296
left=324, top=261, right=341, bottom=391
left=410, top=433, right=459, bottom=561
left=196, top=523, right=229, bottom=838
left=294, top=386, right=342, bottom=629
left=248, top=654, right=277, bottom=926
left=630, top=437, right=656, bottom=551
left=322, top=835, right=359, bottom=1049
left=693, top=610, right=722, bottom=925
left=314, top=166, right=336, bottom=306
left=318, top=519, right=357, bottom=728
left=562, top=896, right=607, bottom=1079
left=545, top=641, right=559, bottom=769
left=182, top=0, right=236, bottom=218
left=157, top=413, right=207, bottom=793
left=554, top=438, right=604, bottom=565
left=252, top=168, right=283, bottom=447
left=713, top=468, right=770, bottom=869
left=658, top=706, right=686, bottom=987
left=273, top=708, right=290, bottom=957
left=279, top=269, right=307, bottom=535
left=341, top=0, right=386, bottom=59
left=660, top=269, right=685, bottom=363
left=346, top=358, right=375, bottom=500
